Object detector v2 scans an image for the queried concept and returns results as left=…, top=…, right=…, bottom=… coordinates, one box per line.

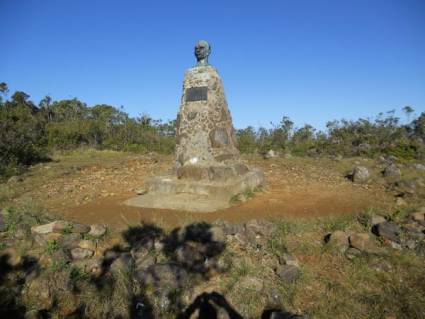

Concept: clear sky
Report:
left=1, top=0, right=424, bottom=130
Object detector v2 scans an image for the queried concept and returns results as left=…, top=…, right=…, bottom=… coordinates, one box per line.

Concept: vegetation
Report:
left=1, top=81, right=424, bottom=180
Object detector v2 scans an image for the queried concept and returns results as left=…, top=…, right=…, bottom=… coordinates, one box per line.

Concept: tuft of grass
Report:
left=45, top=239, right=60, bottom=255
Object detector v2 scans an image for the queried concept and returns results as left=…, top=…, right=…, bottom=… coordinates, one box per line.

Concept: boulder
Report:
left=71, top=247, right=94, bottom=260
left=213, top=220, right=244, bottom=236
left=58, top=233, right=81, bottom=249
left=264, top=149, right=278, bottom=159
left=276, top=264, right=300, bottom=284
left=245, top=219, right=277, bottom=237
left=31, top=221, right=70, bottom=235
left=78, top=239, right=96, bottom=251
left=351, top=166, right=370, bottom=183
left=372, top=222, right=401, bottom=243
left=370, top=215, right=387, bottom=226
left=411, top=211, right=425, bottom=222
left=383, top=164, right=401, bottom=178
left=71, top=223, right=90, bottom=234
left=325, top=230, right=349, bottom=251
left=88, top=224, right=106, bottom=237
left=349, top=233, right=379, bottom=254
left=278, top=253, right=299, bottom=267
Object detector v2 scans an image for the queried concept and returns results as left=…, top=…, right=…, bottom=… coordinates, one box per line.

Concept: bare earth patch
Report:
left=4, top=150, right=393, bottom=229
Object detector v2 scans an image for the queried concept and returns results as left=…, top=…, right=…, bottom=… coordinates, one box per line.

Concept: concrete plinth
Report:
left=125, top=169, right=264, bottom=212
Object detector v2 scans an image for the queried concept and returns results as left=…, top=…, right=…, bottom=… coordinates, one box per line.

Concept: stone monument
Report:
left=125, top=40, right=264, bottom=212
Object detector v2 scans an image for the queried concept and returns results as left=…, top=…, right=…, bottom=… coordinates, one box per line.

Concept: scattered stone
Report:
left=136, top=188, right=148, bottom=195
left=278, top=253, right=299, bottom=267
left=71, top=223, right=90, bottom=234
left=245, top=219, right=277, bottom=237
left=395, top=197, right=407, bottom=207
left=71, top=247, right=94, bottom=260
left=264, top=149, right=278, bottom=159
left=351, top=166, right=370, bottom=183
left=213, top=220, right=244, bottom=236
left=58, top=233, right=81, bottom=249
left=383, top=164, right=401, bottom=178
left=209, top=226, right=225, bottom=242
left=370, top=215, right=387, bottom=226
left=31, top=221, right=70, bottom=235
left=345, top=247, right=362, bottom=259
left=14, top=228, right=27, bottom=240
left=33, top=232, right=62, bottom=246
left=372, top=222, right=401, bottom=243
left=88, top=224, right=106, bottom=237
left=0, top=247, right=22, bottom=267
left=411, top=212, right=425, bottom=222
left=349, top=233, right=379, bottom=254
left=78, top=239, right=96, bottom=251
left=276, top=264, right=300, bottom=284
left=324, top=230, right=349, bottom=251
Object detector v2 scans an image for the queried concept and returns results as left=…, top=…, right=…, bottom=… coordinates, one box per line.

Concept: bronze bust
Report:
left=194, top=40, right=211, bottom=66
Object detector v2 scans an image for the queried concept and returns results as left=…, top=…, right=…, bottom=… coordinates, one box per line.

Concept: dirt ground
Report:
left=4, top=149, right=395, bottom=229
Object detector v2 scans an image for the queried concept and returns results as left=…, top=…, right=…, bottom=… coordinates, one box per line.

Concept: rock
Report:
left=264, top=149, right=278, bottom=159
left=345, top=247, right=362, bottom=259
left=403, top=223, right=425, bottom=240
left=411, top=212, right=425, bottom=222
left=370, top=215, right=387, bottom=226
left=283, top=153, right=293, bottom=159
left=276, top=265, right=300, bottom=284
left=134, top=254, right=156, bottom=272
left=0, top=247, right=22, bottom=267
left=31, top=221, right=70, bottom=235
left=351, top=166, right=370, bottom=183
left=325, top=231, right=349, bottom=251
left=209, top=226, right=225, bottom=242
left=58, top=233, right=81, bottom=249
left=383, top=164, right=401, bottom=178
left=14, top=228, right=27, bottom=240
left=71, top=247, right=94, bottom=260
left=236, top=276, right=264, bottom=292
left=372, top=222, right=401, bottom=243
left=88, top=224, right=106, bottom=237
left=245, top=219, right=277, bottom=237
left=278, top=253, right=299, bottom=267
left=71, top=223, right=90, bottom=234
left=395, top=197, right=407, bottom=207
left=349, top=233, right=379, bottom=254
left=136, top=188, right=148, bottom=195
left=25, top=310, right=41, bottom=319
left=213, top=220, right=244, bottom=236
left=78, top=239, right=96, bottom=251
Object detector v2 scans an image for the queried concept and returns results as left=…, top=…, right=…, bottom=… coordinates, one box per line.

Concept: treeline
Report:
left=0, top=83, right=175, bottom=177
left=237, top=110, right=425, bottom=158
left=1, top=82, right=424, bottom=179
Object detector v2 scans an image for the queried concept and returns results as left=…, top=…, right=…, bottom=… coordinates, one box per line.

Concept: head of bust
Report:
left=194, top=40, right=211, bottom=66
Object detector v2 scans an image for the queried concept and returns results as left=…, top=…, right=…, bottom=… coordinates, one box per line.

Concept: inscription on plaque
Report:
left=186, top=86, right=208, bottom=102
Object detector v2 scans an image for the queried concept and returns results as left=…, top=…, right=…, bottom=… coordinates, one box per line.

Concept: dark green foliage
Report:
left=236, top=110, right=425, bottom=159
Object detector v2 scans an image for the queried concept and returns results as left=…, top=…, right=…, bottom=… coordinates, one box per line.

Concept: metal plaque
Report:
left=185, top=86, right=208, bottom=102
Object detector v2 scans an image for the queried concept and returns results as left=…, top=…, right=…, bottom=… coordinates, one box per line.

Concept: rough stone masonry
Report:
left=125, top=40, right=264, bottom=212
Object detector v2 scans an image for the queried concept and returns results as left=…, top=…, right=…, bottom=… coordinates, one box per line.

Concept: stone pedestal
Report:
left=125, top=64, right=265, bottom=212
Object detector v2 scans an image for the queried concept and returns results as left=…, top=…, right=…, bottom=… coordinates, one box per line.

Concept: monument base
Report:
left=124, top=169, right=264, bottom=212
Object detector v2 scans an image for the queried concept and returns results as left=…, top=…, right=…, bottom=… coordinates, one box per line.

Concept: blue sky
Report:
left=1, top=0, right=424, bottom=130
